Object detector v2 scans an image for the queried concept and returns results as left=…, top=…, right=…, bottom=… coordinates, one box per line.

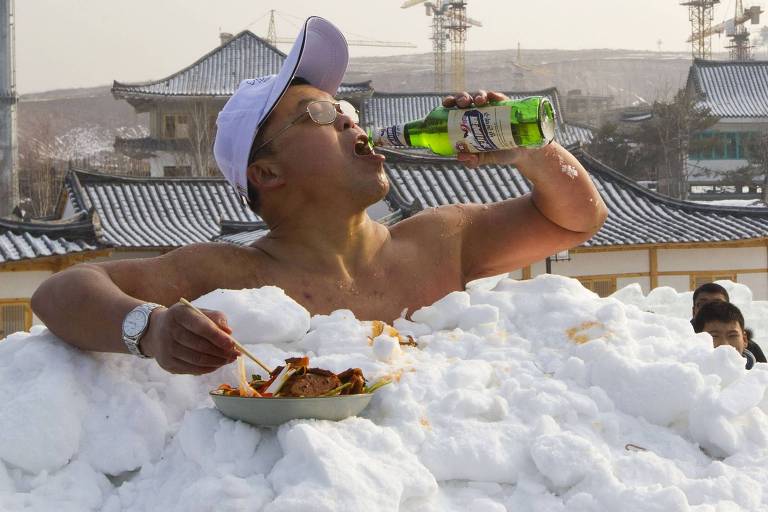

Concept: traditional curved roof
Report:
left=0, top=212, right=100, bottom=264
left=112, top=30, right=373, bottom=100
left=687, top=59, right=768, bottom=118
left=63, top=170, right=260, bottom=249
left=381, top=147, right=768, bottom=247
left=361, top=88, right=594, bottom=147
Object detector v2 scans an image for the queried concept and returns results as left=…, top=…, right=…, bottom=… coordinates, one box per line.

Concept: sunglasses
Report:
left=249, top=100, right=359, bottom=160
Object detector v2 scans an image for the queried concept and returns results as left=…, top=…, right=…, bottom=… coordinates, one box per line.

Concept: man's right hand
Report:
left=142, top=304, right=240, bottom=375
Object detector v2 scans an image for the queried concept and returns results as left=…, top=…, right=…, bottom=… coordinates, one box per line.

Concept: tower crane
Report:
left=263, top=10, right=417, bottom=49
left=681, top=1, right=720, bottom=60
left=401, top=0, right=481, bottom=93
left=683, top=2, right=763, bottom=60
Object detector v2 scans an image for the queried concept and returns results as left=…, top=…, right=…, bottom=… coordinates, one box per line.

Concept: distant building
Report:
left=686, top=59, right=768, bottom=199
left=112, top=31, right=372, bottom=177
left=564, top=89, right=614, bottom=127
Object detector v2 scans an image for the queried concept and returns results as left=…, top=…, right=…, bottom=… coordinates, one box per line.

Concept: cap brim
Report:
left=258, top=16, right=349, bottom=130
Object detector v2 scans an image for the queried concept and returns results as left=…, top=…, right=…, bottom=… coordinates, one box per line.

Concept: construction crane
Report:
left=401, top=0, right=481, bottom=93
left=682, top=1, right=763, bottom=60
left=263, top=10, right=416, bottom=49
left=681, top=0, right=720, bottom=60
left=723, top=2, right=762, bottom=60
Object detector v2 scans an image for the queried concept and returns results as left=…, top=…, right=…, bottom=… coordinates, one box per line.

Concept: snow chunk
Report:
left=194, top=287, right=310, bottom=344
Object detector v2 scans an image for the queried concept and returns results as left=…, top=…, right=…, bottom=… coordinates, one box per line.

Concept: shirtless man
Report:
left=31, top=17, right=607, bottom=375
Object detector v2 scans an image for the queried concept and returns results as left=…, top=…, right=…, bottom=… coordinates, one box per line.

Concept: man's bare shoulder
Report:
left=389, top=204, right=482, bottom=240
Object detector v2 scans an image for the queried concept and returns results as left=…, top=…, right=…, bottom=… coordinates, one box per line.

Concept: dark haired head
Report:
left=245, top=76, right=312, bottom=214
left=693, top=282, right=729, bottom=304
left=692, top=300, right=745, bottom=333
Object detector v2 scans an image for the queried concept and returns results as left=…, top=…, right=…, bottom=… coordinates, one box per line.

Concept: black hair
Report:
left=693, top=282, right=730, bottom=304
left=692, top=300, right=745, bottom=333
left=245, top=76, right=311, bottom=214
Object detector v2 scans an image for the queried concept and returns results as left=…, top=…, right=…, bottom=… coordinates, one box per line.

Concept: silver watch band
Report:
left=122, top=303, right=163, bottom=358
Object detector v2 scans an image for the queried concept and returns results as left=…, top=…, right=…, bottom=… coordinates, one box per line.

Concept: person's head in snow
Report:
left=692, top=301, right=755, bottom=369
left=691, top=282, right=729, bottom=318
left=30, top=16, right=608, bottom=376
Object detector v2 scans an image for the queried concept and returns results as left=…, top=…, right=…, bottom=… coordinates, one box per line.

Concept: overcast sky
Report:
left=17, top=0, right=767, bottom=93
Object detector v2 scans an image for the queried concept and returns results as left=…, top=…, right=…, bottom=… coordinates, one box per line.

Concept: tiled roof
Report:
left=381, top=147, right=768, bottom=247
left=112, top=30, right=372, bottom=99
left=687, top=59, right=768, bottom=118
left=361, top=88, right=594, bottom=147
left=0, top=213, right=100, bottom=264
left=64, top=170, right=260, bottom=249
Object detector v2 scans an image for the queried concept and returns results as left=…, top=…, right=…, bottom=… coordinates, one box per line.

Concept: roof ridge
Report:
left=369, top=86, right=560, bottom=99
left=112, top=30, right=285, bottom=92
left=70, top=168, right=227, bottom=184
left=573, top=147, right=768, bottom=216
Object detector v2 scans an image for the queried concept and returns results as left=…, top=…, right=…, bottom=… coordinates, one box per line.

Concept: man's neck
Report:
left=257, top=208, right=389, bottom=278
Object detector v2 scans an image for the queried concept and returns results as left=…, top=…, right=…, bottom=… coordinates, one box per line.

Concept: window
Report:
left=163, top=114, right=190, bottom=139
left=691, top=273, right=736, bottom=290
left=690, top=132, right=750, bottom=160
left=577, top=277, right=616, bottom=297
left=0, top=300, right=32, bottom=338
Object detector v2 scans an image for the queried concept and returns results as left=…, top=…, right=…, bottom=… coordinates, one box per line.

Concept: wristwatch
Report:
left=122, top=303, right=164, bottom=358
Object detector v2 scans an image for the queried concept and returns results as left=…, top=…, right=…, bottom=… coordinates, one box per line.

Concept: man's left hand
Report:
left=442, top=90, right=532, bottom=168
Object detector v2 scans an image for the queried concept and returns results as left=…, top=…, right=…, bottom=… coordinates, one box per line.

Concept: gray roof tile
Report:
left=381, top=148, right=768, bottom=246
left=112, top=30, right=372, bottom=99
left=65, top=171, right=260, bottom=248
left=0, top=214, right=100, bottom=264
left=688, top=59, right=768, bottom=118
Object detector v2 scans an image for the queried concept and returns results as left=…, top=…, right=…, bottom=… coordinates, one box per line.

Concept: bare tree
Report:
left=185, top=101, right=218, bottom=177
left=740, top=130, right=768, bottom=203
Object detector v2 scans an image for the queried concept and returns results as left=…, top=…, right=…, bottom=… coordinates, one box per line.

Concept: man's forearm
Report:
left=516, top=143, right=607, bottom=234
left=31, top=264, right=143, bottom=354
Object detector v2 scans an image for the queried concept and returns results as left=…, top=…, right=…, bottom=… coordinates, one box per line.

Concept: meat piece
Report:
left=337, top=368, right=366, bottom=395
left=285, top=356, right=310, bottom=370
left=281, top=371, right=341, bottom=397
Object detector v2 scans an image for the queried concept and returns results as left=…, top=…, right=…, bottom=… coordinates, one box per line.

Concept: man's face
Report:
left=693, top=292, right=728, bottom=317
left=703, top=320, right=747, bottom=354
left=253, top=84, right=389, bottom=210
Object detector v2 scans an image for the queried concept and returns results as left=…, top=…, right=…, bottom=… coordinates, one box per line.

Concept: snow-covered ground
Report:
left=2, top=276, right=768, bottom=511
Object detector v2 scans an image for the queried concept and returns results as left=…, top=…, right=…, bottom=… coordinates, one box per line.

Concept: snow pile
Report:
left=2, top=275, right=768, bottom=511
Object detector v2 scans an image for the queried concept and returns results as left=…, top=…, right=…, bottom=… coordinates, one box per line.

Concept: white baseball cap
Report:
left=213, top=16, right=349, bottom=199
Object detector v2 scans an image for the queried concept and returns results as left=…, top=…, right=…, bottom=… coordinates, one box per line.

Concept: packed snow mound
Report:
left=2, top=275, right=768, bottom=511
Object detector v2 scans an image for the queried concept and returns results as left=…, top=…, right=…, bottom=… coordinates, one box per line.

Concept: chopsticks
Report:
left=178, top=297, right=272, bottom=374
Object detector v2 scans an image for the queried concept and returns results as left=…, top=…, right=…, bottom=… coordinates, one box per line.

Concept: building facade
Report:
left=112, top=31, right=372, bottom=177
left=686, top=59, right=768, bottom=199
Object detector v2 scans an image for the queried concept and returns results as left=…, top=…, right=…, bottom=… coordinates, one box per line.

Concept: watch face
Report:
left=123, top=310, right=148, bottom=337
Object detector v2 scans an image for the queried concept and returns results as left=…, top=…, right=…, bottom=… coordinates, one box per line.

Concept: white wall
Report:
left=658, top=275, right=691, bottom=293
left=552, top=250, right=648, bottom=276
left=738, top=273, right=768, bottom=301
left=617, top=276, right=650, bottom=294
left=0, top=270, right=52, bottom=300
left=659, top=247, right=766, bottom=272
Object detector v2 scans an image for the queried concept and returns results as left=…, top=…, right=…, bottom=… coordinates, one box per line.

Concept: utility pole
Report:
left=0, top=0, right=17, bottom=217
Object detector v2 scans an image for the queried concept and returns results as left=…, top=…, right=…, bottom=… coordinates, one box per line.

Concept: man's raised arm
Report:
left=31, top=245, right=239, bottom=375
left=442, top=90, right=609, bottom=283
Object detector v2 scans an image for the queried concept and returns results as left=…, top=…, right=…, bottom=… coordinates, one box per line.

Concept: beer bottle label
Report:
left=448, top=106, right=516, bottom=153
left=372, top=124, right=407, bottom=147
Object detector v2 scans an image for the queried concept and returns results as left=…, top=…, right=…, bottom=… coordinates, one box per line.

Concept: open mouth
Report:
left=354, top=134, right=374, bottom=157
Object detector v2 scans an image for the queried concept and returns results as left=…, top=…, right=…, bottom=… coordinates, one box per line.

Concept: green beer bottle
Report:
left=369, top=96, right=556, bottom=156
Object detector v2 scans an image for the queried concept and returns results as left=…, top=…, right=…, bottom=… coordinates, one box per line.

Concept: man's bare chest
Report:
left=220, top=252, right=460, bottom=323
